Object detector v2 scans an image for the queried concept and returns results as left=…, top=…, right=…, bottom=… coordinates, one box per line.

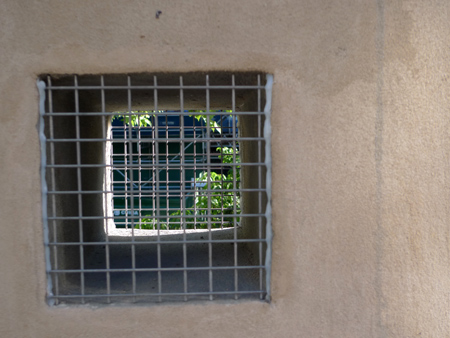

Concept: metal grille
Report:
left=38, top=73, right=273, bottom=305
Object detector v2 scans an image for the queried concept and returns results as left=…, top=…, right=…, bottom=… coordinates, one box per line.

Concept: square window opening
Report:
left=38, top=72, right=273, bottom=305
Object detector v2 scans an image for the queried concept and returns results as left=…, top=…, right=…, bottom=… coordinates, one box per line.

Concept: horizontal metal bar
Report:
left=44, top=111, right=263, bottom=116
left=45, top=137, right=264, bottom=142
left=137, top=210, right=238, bottom=213
left=47, top=187, right=265, bottom=194
left=46, top=162, right=264, bottom=168
left=49, top=290, right=265, bottom=299
left=47, top=238, right=266, bottom=246
left=47, top=213, right=265, bottom=220
left=46, top=85, right=265, bottom=90
left=49, top=265, right=266, bottom=273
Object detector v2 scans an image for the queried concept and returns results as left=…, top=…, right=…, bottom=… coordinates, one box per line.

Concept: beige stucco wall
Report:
left=1, top=0, right=450, bottom=337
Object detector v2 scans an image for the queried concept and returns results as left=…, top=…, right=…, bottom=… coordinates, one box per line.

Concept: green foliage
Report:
left=170, top=146, right=240, bottom=229
left=138, top=217, right=168, bottom=230
left=113, top=109, right=232, bottom=132
left=136, top=147, right=240, bottom=230
left=191, top=113, right=221, bottom=134
left=112, top=111, right=152, bottom=127
left=112, top=110, right=240, bottom=230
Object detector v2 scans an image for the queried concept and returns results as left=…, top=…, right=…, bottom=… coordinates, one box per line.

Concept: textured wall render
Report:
left=1, top=0, right=450, bottom=337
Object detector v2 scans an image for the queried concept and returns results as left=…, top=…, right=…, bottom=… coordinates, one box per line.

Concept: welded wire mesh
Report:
left=39, top=73, right=272, bottom=305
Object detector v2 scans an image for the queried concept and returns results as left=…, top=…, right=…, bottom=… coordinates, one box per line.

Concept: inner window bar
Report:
left=38, top=72, right=273, bottom=305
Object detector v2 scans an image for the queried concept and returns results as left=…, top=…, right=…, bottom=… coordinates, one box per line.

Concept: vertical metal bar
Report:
left=219, top=120, right=225, bottom=230
left=193, top=115, right=198, bottom=230
left=257, top=74, right=264, bottom=298
left=264, top=74, right=274, bottom=301
left=165, top=111, right=171, bottom=285
left=46, top=75, right=60, bottom=304
left=206, top=75, right=213, bottom=300
left=126, top=75, right=137, bottom=300
left=73, top=75, right=85, bottom=303
left=137, top=110, right=143, bottom=230
left=100, top=75, right=111, bottom=303
left=142, top=119, right=150, bottom=227
left=123, top=110, right=129, bottom=230
left=154, top=76, right=162, bottom=302
left=39, top=77, right=55, bottom=305
left=152, top=115, right=157, bottom=230
left=180, top=76, right=188, bottom=301
left=232, top=75, right=238, bottom=299
left=165, top=112, right=169, bottom=229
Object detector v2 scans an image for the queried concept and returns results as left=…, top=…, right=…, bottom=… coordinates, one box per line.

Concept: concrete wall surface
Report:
left=1, top=0, right=450, bottom=337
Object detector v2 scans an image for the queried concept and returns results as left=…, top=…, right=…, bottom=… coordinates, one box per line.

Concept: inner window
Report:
left=110, top=111, right=240, bottom=232
left=39, top=72, right=273, bottom=305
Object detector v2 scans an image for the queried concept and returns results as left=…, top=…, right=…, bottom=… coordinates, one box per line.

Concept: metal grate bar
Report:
left=232, top=74, right=239, bottom=299
left=180, top=76, right=188, bottom=301
left=39, top=73, right=272, bottom=305
left=44, top=111, right=265, bottom=117
left=47, top=213, right=266, bottom=221
left=154, top=75, right=163, bottom=303
left=48, top=239, right=267, bottom=246
left=50, top=265, right=266, bottom=273
left=257, top=74, right=264, bottom=299
left=49, top=290, right=265, bottom=299
left=73, top=75, right=86, bottom=304
left=47, top=188, right=267, bottom=194
left=126, top=76, right=137, bottom=299
left=205, top=75, right=213, bottom=301
left=46, top=76, right=60, bottom=304
left=100, top=75, right=112, bottom=303
left=45, top=85, right=265, bottom=90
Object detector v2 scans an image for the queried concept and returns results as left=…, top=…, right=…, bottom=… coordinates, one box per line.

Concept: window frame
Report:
left=38, top=73, right=273, bottom=305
